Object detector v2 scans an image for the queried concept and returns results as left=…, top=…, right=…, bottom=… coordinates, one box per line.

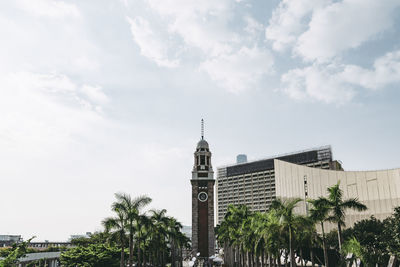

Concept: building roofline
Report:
left=218, top=145, right=332, bottom=169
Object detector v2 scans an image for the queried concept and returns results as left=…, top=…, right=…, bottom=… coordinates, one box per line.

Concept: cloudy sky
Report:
left=0, top=0, right=399, bottom=241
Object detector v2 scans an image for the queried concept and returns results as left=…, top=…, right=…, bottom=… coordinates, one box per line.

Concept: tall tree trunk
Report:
left=162, top=250, right=166, bottom=267
left=120, top=234, right=125, bottom=267
left=171, top=240, right=175, bottom=267
left=129, top=232, right=134, bottom=267
left=284, top=250, right=288, bottom=267
left=277, top=252, right=282, bottom=267
left=289, top=226, right=295, bottom=267
left=241, top=249, right=244, bottom=267
left=321, top=222, right=329, bottom=267
left=268, top=255, right=273, bottom=267
left=299, top=249, right=303, bottom=267
left=261, top=250, right=264, bottom=267
left=337, top=223, right=343, bottom=251
left=142, top=248, right=147, bottom=267
left=310, top=248, right=315, bottom=267
left=138, top=244, right=141, bottom=267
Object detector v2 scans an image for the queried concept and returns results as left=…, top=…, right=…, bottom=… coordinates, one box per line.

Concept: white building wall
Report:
left=274, top=159, right=400, bottom=232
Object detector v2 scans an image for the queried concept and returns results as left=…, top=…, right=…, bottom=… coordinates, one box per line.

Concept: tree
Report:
left=308, top=198, right=330, bottom=267
left=383, top=206, right=400, bottom=258
left=113, top=193, right=152, bottom=267
left=315, top=182, right=367, bottom=250
left=103, top=207, right=128, bottom=267
left=270, top=198, right=303, bottom=267
left=166, top=217, right=183, bottom=267
left=349, top=216, right=389, bottom=265
left=135, top=213, right=152, bottom=267
left=341, top=237, right=363, bottom=267
left=70, top=232, right=110, bottom=247
left=149, top=209, right=169, bottom=267
left=0, top=237, right=34, bottom=267
left=60, top=243, right=120, bottom=267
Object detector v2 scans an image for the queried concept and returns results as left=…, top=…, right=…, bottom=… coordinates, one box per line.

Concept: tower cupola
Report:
left=192, top=119, right=214, bottom=179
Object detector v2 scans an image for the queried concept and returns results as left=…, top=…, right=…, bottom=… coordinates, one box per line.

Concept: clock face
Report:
left=198, top=192, right=208, bottom=202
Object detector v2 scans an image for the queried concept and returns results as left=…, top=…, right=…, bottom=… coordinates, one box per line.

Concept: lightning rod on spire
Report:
left=201, top=119, right=204, bottom=140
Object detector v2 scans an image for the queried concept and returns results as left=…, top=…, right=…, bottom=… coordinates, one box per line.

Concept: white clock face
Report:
left=198, top=192, right=208, bottom=202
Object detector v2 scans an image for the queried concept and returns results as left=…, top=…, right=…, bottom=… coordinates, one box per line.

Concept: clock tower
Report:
left=191, top=120, right=215, bottom=258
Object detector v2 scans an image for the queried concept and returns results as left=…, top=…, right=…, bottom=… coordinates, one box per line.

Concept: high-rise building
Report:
left=236, top=154, right=247, bottom=164
left=216, top=146, right=342, bottom=223
left=190, top=120, right=215, bottom=258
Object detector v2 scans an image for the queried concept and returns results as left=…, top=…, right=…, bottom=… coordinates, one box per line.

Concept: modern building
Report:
left=0, top=235, right=22, bottom=247
left=69, top=232, right=92, bottom=241
left=274, top=159, right=400, bottom=231
left=236, top=154, right=247, bottom=164
left=190, top=122, right=215, bottom=258
left=216, top=146, right=342, bottom=223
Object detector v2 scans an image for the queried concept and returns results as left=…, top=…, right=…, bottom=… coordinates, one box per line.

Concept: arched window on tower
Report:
left=200, top=155, right=206, bottom=165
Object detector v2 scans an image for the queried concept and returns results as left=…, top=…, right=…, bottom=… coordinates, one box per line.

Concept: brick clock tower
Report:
left=191, top=120, right=215, bottom=258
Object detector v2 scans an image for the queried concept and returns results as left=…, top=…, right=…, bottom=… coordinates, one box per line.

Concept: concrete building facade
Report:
left=216, top=146, right=342, bottom=223
left=274, top=159, right=400, bottom=231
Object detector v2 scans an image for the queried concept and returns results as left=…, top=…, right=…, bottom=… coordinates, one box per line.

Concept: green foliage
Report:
left=70, top=232, right=111, bottom=247
left=342, top=237, right=363, bottom=265
left=0, top=237, right=34, bottom=267
left=60, top=243, right=120, bottom=267
left=383, top=206, right=400, bottom=258
left=349, top=216, right=389, bottom=266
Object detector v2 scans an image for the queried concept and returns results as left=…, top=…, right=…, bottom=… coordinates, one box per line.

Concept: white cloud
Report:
left=0, top=72, right=107, bottom=155
left=281, top=49, right=400, bottom=103
left=200, top=46, right=274, bottom=93
left=81, top=85, right=109, bottom=105
left=281, top=63, right=355, bottom=104
left=295, top=0, right=400, bottom=62
left=127, top=0, right=274, bottom=93
left=265, top=0, right=331, bottom=51
left=15, top=0, right=80, bottom=18
left=244, top=16, right=264, bottom=37
left=144, top=0, right=236, bottom=57
left=127, top=16, right=179, bottom=68
left=341, top=50, right=400, bottom=89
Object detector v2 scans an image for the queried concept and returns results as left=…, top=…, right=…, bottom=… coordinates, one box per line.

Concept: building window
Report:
left=200, top=155, right=205, bottom=165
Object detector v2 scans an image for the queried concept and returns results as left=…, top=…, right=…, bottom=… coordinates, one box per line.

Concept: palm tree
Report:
left=166, top=217, right=183, bottom=267
left=315, top=182, right=367, bottom=250
left=114, top=193, right=152, bottom=267
left=271, top=198, right=303, bottom=267
left=258, top=209, right=283, bottom=267
left=135, top=213, right=152, bottom=267
left=308, top=198, right=330, bottom=267
left=251, top=212, right=267, bottom=267
left=103, top=207, right=127, bottom=267
left=150, top=209, right=169, bottom=267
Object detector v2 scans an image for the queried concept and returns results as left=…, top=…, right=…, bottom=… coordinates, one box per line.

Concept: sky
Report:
left=0, top=0, right=399, bottom=242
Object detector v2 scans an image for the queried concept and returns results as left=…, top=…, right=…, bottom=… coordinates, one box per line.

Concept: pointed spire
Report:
left=201, top=119, right=204, bottom=140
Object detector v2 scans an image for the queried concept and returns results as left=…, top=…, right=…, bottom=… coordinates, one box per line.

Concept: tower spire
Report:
left=201, top=119, right=204, bottom=140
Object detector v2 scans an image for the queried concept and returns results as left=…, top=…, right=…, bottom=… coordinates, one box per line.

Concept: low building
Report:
left=0, top=235, right=22, bottom=247
left=274, top=159, right=400, bottom=231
